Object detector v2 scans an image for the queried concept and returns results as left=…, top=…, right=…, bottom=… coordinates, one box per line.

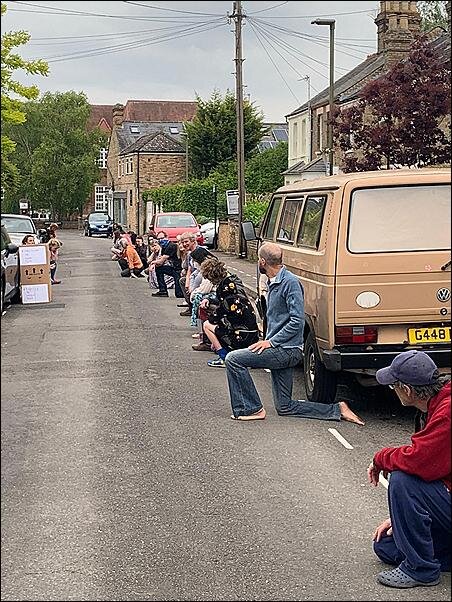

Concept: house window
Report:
left=301, top=120, right=306, bottom=156
left=94, top=186, right=109, bottom=212
left=292, top=122, right=298, bottom=157
left=97, top=147, right=108, bottom=169
left=169, top=126, right=179, bottom=134
left=130, top=125, right=140, bottom=134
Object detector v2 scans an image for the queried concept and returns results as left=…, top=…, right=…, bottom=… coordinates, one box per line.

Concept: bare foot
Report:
left=231, top=407, right=266, bottom=421
left=338, top=401, right=365, bottom=426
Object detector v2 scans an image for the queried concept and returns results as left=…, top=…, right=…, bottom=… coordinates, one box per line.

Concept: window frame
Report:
left=275, top=196, right=305, bottom=245
left=296, top=193, right=328, bottom=250
left=94, top=185, right=109, bottom=212
left=261, top=195, right=283, bottom=241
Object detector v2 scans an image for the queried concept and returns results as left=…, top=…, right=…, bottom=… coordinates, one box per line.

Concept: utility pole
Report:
left=312, top=19, right=335, bottom=176
left=230, top=0, right=246, bottom=257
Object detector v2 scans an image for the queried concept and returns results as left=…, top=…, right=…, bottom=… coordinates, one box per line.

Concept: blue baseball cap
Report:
left=376, top=350, right=437, bottom=386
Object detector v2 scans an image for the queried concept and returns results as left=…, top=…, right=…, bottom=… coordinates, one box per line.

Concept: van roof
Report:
left=277, top=168, right=451, bottom=194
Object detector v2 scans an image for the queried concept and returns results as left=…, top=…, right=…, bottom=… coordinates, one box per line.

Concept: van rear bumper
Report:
left=322, top=347, right=451, bottom=372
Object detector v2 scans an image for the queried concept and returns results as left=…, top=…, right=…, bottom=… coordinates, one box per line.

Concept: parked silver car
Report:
left=1, top=225, right=20, bottom=312
left=1, top=214, right=39, bottom=246
left=200, top=221, right=219, bottom=248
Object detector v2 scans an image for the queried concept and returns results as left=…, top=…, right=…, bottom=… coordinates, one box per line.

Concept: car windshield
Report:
left=1, top=216, right=35, bottom=234
left=89, top=213, right=110, bottom=223
left=157, top=215, right=196, bottom=228
left=348, top=184, right=450, bottom=252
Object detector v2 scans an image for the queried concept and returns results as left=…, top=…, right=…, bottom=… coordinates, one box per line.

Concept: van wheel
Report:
left=303, top=332, right=337, bottom=403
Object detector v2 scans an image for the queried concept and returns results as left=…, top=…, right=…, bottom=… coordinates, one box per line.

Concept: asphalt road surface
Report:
left=1, top=231, right=450, bottom=601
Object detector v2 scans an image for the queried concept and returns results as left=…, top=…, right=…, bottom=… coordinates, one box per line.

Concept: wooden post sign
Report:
left=18, top=244, right=52, bottom=304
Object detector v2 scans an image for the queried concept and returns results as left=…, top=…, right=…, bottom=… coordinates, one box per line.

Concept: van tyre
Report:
left=303, top=331, right=337, bottom=403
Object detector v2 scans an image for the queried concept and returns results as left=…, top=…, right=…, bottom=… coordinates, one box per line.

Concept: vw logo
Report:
left=437, top=288, right=451, bottom=303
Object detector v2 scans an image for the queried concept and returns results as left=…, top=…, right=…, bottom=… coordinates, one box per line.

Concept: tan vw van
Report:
left=251, top=169, right=451, bottom=403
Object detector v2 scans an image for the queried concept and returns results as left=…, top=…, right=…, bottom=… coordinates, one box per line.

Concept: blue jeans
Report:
left=373, top=471, right=451, bottom=582
left=155, top=265, right=183, bottom=297
left=224, top=346, right=341, bottom=420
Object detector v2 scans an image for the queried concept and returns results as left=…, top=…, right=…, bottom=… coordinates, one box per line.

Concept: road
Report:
left=1, top=231, right=450, bottom=601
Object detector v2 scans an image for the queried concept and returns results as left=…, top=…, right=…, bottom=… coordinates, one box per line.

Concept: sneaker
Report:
left=152, top=291, right=169, bottom=297
left=177, top=302, right=189, bottom=307
left=207, top=357, right=225, bottom=368
left=192, top=343, right=211, bottom=352
left=179, top=308, right=191, bottom=316
left=130, top=273, right=140, bottom=279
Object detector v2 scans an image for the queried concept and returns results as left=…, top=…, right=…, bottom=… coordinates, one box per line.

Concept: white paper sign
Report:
left=226, top=190, right=239, bottom=215
left=19, top=245, right=48, bottom=266
left=21, top=284, right=50, bottom=304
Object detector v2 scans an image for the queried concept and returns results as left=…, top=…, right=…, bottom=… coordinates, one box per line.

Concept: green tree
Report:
left=7, top=91, right=105, bottom=217
left=184, top=90, right=266, bottom=178
left=418, top=1, right=448, bottom=30
left=1, top=2, right=48, bottom=193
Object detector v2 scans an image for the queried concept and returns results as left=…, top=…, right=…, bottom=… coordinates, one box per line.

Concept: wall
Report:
left=287, top=112, right=310, bottom=167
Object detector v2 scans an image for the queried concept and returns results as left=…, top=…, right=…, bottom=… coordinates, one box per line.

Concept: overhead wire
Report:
left=248, top=20, right=301, bottom=104
left=249, top=20, right=324, bottom=89
left=42, top=18, right=227, bottom=63
left=252, top=17, right=372, bottom=60
left=8, top=1, right=220, bottom=21
left=247, top=1, right=289, bottom=15
left=251, top=8, right=377, bottom=19
left=121, top=1, right=223, bottom=17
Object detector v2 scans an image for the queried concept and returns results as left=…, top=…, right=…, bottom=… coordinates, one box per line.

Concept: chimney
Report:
left=375, top=1, right=421, bottom=67
left=112, top=103, right=124, bottom=127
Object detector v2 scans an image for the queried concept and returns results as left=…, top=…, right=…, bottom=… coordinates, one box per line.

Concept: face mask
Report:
left=159, top=238, right=169, bottom=246
left=258, top=261, right=267, bottom=275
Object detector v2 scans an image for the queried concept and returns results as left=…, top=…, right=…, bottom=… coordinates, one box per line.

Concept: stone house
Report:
left=105, top=100, right=197, bottom=232
left=284, top=0, right=451, bottom=184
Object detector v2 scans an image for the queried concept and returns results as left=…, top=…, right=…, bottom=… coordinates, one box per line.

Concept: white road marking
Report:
left=238, top=270, right=245, bottom=274
left=328, top=428, right=354, bottom=450
left=252, top=276, right=257, bottom=280
left=2, top=311, right=6, bottom=316
left=379, top=474, right=389, bottom=490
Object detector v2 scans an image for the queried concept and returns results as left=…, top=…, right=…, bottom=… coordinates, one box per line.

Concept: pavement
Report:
left=1, top=231, right=450, bottom=602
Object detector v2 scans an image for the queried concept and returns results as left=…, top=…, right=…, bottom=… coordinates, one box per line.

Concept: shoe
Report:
left=130, top=273, right=140, bottom=279
left=192, top=333, right=201, bottom=339
left=230, top=408, right=266, bottom=421
left=51, top=279, right=61, bottom=285
left=152, top=291, right=169, bottom=297
left=377, top=567, right=440, bottom=589
left=192, top=343, right=211, bottom=352
left=177, top=302, right=189, bottom=307
left=179, top=308, right=191, bottom=316
left=207, top=357, right=225, bottom=367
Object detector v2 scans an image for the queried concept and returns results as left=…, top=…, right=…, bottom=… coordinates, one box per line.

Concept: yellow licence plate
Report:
left=408, top=326, right=451, bottom=344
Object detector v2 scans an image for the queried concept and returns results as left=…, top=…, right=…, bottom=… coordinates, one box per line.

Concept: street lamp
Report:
left=311, top=18, right=335, bottom=176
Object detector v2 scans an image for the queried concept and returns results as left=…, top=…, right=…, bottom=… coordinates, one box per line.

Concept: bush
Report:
left=243, top=197, right=270, bottom=227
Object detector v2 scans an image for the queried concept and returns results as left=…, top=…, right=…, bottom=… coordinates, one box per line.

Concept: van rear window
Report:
left=348, top=184, right=450, bottom=253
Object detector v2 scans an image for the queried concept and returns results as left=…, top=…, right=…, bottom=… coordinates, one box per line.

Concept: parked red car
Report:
left=150, top=212, right=204, bottom=244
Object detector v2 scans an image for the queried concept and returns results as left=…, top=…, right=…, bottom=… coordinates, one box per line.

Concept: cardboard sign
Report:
left=18, top=244, right=52, bottom=304
left=21, top=284, right=51, bottom=304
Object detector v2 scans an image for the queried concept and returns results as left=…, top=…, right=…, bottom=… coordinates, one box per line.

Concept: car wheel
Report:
left=303, top=331, right=337, bottom=403
left=88, top=229, right=92, bottom=237
left=10, top=284, right=21, bottom=304
left=84, top=229, right=88, bottom=237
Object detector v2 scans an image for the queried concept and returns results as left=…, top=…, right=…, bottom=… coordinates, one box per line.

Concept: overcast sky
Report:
left=4, top=1, right=379, bottom=121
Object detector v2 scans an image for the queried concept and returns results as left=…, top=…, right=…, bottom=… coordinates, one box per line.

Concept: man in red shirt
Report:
left=368, top=350, right=451, bottom=589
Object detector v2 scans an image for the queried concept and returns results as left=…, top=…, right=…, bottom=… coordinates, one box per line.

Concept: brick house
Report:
left=284, top=0, right=451, bottom=183
left=84, top=104, right=114, bottom=215
left=106, top=100, right=197, bottom=232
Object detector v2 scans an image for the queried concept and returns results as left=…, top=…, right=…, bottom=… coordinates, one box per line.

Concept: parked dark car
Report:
left=1, top=224, right=20, bottom=312
left=84, top=212, right=113, bottom=237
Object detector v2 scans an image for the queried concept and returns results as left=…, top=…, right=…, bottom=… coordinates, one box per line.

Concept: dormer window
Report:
left=129, top=125, right=140, bottom=134
left=169, top=126, right=179, bottom=134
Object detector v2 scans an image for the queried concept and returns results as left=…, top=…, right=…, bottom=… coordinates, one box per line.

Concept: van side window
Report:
left=276, top=199, right=303, bottom=244
left=262, top=197, right=282, bottom=240
left=297, top=194, right=327, bottom=249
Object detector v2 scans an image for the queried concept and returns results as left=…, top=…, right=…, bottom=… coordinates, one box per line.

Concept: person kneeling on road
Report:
left=224, top=242, right=364, bottom=423
left=151, top=232, right=183, bottom=298
left=368, top=350, right=451, bottom=589
left=117, top=238, right=144, bottom=278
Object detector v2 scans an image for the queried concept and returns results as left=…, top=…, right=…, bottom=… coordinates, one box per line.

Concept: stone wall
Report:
left=218, top=219, right=259, bottom=261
